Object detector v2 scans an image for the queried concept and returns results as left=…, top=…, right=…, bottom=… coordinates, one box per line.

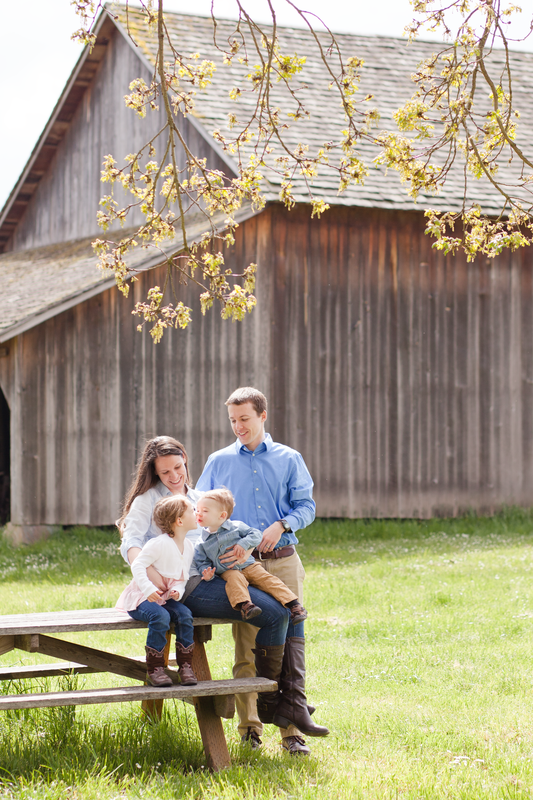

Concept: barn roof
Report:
left=118, top=5, right=533, bottom=213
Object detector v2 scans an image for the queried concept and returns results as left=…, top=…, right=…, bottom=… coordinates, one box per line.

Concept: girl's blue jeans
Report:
left=184, top=576, right=289, bottom=646
left=128, top=598, right=194, bottom=652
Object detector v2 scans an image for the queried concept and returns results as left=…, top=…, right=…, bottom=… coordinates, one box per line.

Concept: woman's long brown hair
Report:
left=117, top=436, right=191, bottom=535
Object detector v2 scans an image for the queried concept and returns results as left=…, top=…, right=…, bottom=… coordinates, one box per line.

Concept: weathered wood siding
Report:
left=266, top=205, right=533, bottom=517
left=6, top=25, right=231, bottom=252
left=1, top=204, right=532, bottom=524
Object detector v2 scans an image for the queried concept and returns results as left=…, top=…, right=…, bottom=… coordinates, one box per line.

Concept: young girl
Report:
left=116, top=494, right=198, bottom=686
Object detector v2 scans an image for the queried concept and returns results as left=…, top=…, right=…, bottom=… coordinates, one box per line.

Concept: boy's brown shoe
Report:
left=288, top=603, right=308, bottom=624
left=240, top=601, right=262, bottom=620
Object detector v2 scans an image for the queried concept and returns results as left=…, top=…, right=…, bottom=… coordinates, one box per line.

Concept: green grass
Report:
left=1, top=511, right=533, bottom=798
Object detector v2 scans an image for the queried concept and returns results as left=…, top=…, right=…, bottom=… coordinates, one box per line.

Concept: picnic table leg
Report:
left=0, top=636, right=14, bottom=656
left=192, top=625, right=231, bottom=771
left=141, top=632, right=172, bottom=721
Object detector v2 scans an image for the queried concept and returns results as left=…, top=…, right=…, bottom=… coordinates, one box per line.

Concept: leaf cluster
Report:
left=380, top=0, right=533, bottom=259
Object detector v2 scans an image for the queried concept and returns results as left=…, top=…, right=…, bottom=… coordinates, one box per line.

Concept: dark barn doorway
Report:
left=0, top=388, right=9, bottom=524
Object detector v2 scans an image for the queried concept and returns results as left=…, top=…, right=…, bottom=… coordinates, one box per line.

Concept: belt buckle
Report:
left=256, top=549, right=264, bottom=561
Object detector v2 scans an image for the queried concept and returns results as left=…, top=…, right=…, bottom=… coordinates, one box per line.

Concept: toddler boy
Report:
left=194, top=488, right=308, bottom=623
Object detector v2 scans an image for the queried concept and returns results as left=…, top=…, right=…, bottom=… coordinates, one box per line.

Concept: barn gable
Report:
left=0, top=13, right=237, bottom=255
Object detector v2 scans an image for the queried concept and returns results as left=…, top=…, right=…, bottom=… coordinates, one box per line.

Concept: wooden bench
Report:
left=0, top=608, right=276, bottom=771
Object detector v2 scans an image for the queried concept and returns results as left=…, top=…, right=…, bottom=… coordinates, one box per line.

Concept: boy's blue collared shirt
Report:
left=193, top=519, right=263, bottom=574
left=196, top=433, right=316, bottom=547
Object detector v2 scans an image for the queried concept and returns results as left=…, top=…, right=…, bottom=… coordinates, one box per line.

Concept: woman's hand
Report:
left=146, top=589, right=163, bottom=603
left=202, top=567, right=216, bottom=581
left=219, top=545, right=253, bottom=568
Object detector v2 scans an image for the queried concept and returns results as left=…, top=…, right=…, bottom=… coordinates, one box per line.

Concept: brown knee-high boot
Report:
left=253, top=644, right=285, bottom=724
left=175, top=642, right=197, bottom=685
left=272, top=637, right=329, bottom=737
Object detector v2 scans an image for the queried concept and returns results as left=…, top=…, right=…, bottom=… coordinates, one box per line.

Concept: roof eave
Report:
left=0, top=199, right=264, bottom=344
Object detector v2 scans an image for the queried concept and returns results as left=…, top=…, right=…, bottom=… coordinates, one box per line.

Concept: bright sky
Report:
left=1, top=0, right=532, bottom=209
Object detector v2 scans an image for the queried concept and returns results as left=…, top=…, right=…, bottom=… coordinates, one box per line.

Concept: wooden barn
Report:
left=1, top=6, right=533, bottom=539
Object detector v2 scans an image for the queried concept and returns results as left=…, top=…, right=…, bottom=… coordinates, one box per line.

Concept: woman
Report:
left=119, top=436, right=291, bottom=728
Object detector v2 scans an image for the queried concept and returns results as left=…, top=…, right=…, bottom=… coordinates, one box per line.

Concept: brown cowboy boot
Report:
left=272, top=637, right=329, bottom=737
left=175, top=642, right=197, bottom=685
left=253, top=643, right=285, bottom=724
left=145, top=645, right=172, bottom=687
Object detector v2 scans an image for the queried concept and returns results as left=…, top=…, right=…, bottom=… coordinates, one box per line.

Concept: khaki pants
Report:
left=232, top=551, right=306, bottom=739
left=222, top=562, right=297, bottom=608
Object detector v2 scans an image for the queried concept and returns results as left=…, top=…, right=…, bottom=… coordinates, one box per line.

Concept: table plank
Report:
left=0, top=652, right=184, bottom=681
left=0, top=662, right=98, bottom=680
left=0, top=677, right=277, bottom=710
left=0, top=609, right=234, bottom=636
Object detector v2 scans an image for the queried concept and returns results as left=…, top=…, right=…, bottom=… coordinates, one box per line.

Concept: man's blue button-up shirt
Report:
left=196, top=433, right=316, bottom=547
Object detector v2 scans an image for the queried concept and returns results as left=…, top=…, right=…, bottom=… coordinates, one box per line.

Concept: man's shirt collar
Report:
left=235, top=432, right=273, bottom=455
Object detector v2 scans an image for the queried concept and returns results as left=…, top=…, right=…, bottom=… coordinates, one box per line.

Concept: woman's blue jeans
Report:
left=184, top=576, right=289, bottom=646
left=128, top=598, right=194, bottom=652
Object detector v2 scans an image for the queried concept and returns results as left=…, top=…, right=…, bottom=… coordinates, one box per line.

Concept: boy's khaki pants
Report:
left=221, top=562, right=297, bottom=608
left=231, top=551, right=306, bottom=739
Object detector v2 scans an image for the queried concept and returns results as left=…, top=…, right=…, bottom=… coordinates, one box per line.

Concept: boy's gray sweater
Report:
left=193, top=519, right=262, bottom=574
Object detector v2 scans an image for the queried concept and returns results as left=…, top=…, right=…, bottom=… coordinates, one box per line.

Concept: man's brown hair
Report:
left=153, top=495, right=192, bottom=537
left=225, top=387, right=267, bottom=416
left=201, top=488, right=235, bottom=519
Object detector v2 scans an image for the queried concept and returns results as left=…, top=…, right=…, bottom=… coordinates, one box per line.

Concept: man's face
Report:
left=196, top=497, right=225, bottom=531
left=227, top=402, right=266, bottom=452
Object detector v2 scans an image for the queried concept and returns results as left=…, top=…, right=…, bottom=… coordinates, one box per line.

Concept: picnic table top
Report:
left=0, top=608, right=233, bottom=636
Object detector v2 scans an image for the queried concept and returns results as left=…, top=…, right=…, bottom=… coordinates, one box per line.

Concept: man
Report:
left=196, top=386, right=329, bottom=755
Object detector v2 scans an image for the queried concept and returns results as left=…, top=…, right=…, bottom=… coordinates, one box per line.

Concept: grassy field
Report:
left=1, top=511, right=533, bottom=798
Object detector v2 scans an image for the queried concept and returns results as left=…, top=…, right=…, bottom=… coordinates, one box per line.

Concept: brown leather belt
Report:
left=252, top=545, right=295, bottom=561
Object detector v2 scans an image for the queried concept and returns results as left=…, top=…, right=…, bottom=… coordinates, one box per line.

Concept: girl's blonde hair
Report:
left=117, top=436, right=191, bottom=535
left=152, top=495, right=192, bottom=537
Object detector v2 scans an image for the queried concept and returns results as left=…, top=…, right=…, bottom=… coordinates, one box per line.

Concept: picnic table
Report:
left=0, top=608, right=276, bottom=771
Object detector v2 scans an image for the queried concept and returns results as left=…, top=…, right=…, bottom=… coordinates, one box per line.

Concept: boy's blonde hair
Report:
left=153, top=495, right=192, bottom=537
left=201, top=488, right=235, bottom=519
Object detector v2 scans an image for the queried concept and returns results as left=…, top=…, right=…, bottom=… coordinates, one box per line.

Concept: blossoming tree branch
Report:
left=71, top=0, right=533, bottom=340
